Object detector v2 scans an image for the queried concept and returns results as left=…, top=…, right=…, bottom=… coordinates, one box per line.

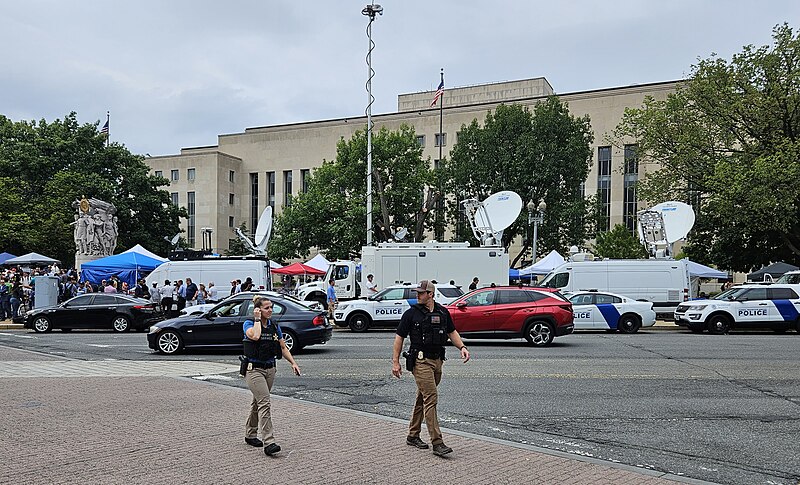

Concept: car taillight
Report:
left=132, top=305, right=153, bottom=309
left=312, top=315, right=325, bottom=326
left=557, top=304, right=572, bottom=311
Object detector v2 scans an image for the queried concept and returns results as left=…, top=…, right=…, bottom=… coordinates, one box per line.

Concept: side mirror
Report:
left=456, top=302, right=467, bottom=308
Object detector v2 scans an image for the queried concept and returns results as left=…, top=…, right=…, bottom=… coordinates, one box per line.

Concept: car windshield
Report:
left=776, top=272, right=800, bottom=284
left=539, top=272, right=568, bottom=289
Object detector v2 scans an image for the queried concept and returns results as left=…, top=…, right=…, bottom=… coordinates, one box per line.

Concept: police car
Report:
left=334, top=283, right=463, bottom=332
left=567, top=290, right=656, bottom=333
left=674, top=284, right=800, bottom=334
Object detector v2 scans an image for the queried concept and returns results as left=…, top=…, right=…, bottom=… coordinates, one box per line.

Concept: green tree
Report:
left=593, top=224, right=648, bottom=259
left=444, top=99, right=595, bottom=265
left=270, top=125, right=433, bottom=261
left=0, top=112, right=185, bottom=265
left=614, top=24, right=800, bottom=271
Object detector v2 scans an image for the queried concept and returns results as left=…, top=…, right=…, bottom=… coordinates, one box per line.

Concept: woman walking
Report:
left=242, top=296, right=301, bottom=456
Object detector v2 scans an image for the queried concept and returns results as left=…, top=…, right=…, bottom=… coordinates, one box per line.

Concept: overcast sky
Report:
left=2, top=1, right=797, bottom=156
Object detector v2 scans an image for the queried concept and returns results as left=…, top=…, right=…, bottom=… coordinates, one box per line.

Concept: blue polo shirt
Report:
left=327, top=285, right=337, bottom=302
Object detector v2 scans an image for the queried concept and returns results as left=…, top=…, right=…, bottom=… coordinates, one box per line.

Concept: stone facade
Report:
left=144, top=76, right=679, bottom=255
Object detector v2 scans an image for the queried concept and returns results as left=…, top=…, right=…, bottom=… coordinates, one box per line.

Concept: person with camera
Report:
left=391, top=280, right=470, bottom=456
left=242, top=295, right=301, bottom=456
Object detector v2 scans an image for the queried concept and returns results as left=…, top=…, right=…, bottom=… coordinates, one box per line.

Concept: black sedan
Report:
left=24, top=293, right=163, bottom=333
left=147, top=293, right=332, bottom=354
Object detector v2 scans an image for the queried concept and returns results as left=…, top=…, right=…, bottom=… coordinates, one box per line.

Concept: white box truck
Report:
left=538, top=259, right=692, bottom=317
left=297, top=242, right=509, bottom=306
left=145, top=258, right=271, bottom=300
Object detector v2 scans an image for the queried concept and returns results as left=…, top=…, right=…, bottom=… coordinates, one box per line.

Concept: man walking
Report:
left=326, top=278, right=337, bottom=322
left=391, top=280, right=470, bottom=456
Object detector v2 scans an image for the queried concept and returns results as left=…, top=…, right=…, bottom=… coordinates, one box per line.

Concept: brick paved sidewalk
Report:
left=0, top=367, right=711, bottom=485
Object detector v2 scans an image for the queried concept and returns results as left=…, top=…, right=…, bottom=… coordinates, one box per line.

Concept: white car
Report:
left=180, top=291, right=323, bottom=316
left=334, top=283, right=464, bottom=332
left=567, top=291, right=656, bottom=333
left=674, top=284, right=800, bottom=334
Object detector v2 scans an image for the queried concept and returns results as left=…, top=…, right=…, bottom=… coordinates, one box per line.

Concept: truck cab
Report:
left=297, top=261, right=361, bottom=307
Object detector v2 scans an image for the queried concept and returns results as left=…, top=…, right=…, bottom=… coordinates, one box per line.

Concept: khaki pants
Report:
left=245, top=366, right=277, bottom=444
left=409, top=357, right=444, bottom=445
left=327, top=301, right=337, bottom=320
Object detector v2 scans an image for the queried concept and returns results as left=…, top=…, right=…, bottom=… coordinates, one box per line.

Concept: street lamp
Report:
left=527, top=200, right=546, bottom=263
left=362, top=3, right=383, bottom=246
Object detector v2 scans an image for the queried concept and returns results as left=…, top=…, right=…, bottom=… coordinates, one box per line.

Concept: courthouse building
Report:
left=145, top=76, right=679, bottom=253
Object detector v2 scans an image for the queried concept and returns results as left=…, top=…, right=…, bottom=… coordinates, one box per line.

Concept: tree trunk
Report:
left=414, top=188, right=440, bottom=241
left=510, top=244, right=529, bottom=268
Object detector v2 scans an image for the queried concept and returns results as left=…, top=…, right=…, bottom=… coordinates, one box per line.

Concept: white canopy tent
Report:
left=518, top=250, right=566, bottom=276
left=687, top=260, right=728, bottom=279
left=122, top=244, right=168, bottom=263
left=304, top=253, right=331, bottom=272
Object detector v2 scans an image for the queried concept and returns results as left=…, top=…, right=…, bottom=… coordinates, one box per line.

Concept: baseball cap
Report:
left=415, top=280, right=435, bottom=293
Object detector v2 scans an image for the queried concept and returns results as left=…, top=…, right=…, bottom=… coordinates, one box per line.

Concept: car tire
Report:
left=524, top=321, right=554, bottom=346
left=32, top=316, right=52, bottom=333
left=156, top=330, right=183, bottom=354
left=617, top=314, right=641, bottom=334
left=688, top=324, right=705, bottom=333
left=282, top=330, right=298, bottom=353
left=348, top=313, right=371, bottom=333
left=112, top=315, right=131, bottom=333
left=706, top=314, right=731, bottom=334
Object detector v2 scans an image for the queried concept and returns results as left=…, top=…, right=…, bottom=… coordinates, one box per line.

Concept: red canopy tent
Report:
left=271, top=262, right=326, bottom=276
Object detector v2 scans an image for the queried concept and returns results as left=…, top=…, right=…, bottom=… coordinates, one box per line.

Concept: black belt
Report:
left=251, top=361, right=275, bottom=369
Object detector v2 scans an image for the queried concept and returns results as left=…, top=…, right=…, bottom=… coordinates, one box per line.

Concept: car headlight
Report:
left=688, top=305, right=707, bottom=311
left=337, top=304, right=348, bottom=311
left=148, top=326, right=161, bottom=334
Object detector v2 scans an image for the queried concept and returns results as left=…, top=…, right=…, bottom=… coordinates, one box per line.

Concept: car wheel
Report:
left=617, top=314, right=641, bottom=334
left=156, top=330, right=183, bottom=354
left=282, top=330, right=298, bottom=353
left=32, top=316, right=52, bottom=333
left=348, top=313, right=371, bottom=332
left=524, top=321, right=554, bottom=346
left=706, top=314, right=731, bottom=334
left=112, top=315, right=131, bottom=332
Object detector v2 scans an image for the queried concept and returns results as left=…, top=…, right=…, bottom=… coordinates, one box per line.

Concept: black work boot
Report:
left=406, top=436, right=429, bottom=449
left=432, top=443, right=453, bottom=456
left=245, top=437, right=263, bottom=447
left=264, top=443, right=281, bottom=456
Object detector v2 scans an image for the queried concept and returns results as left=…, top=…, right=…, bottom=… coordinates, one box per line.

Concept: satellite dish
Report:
left=652, top=201, right=695, bottom=243
left=393, top=226, right=408, bottom=242
left=254, top=207, right=273, bottom=250
left=170, top=233, right=181, bottom=245
left=461, top=190, right=522, bottom=246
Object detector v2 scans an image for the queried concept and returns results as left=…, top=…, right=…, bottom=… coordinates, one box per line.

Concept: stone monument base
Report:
left=76, top=253, right=106, bottom=273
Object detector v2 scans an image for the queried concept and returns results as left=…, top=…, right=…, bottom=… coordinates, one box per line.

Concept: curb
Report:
left=0, top=323, right=24, bottom=330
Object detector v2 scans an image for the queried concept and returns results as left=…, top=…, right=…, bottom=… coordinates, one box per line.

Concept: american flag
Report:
left=430, top=79, right=444, bottom=107
left=100, top=120, right=109, bottom=137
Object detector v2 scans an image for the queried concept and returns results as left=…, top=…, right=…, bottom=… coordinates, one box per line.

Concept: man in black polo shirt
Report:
left=391, top=280, right=470, bottom=456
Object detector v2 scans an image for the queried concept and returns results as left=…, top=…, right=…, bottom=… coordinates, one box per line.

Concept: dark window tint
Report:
left=333, top=265, right=349, bottom=280
left=740, top=288, right=768, bottom=301
left=595, top=294, right=622, bottom=304
left=68, top=295, right=94, bottom=306
left=438, top=287, right=463, bottom=298
left=93, top=294, right=117, bottom=305
left=496, top=290, right=531, bottom=305
left=770, top=288, right=799, bottom=300
left=545, top=272, right=569, bottom=288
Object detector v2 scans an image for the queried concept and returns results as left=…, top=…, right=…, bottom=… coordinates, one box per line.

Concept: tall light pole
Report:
left=362, top=3, right=383, bottom=246
left=527, top=200, right=546, bottom=263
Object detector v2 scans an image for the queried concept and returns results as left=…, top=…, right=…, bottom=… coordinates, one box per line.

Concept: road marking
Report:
left=0, top=332, right=35, bottom=339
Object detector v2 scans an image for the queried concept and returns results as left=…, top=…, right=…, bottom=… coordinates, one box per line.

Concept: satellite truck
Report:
left=296, top=191, right=521, bottom=307
left=538, top=201, right=696, bottom=317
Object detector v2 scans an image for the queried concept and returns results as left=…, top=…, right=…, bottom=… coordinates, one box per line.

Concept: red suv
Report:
left=445, top=287, right=574, bottom=346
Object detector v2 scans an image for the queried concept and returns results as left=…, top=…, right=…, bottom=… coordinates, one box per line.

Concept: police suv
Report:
left=334, top=283, right=463, bottom=332
left=674, top=284, right=800, bottom=334
left=566, top=290, right=656, bottom=333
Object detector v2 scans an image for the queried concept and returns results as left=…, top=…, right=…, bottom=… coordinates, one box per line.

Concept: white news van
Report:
left=145, top=258, right=271, bottom=300
left=539, top=259, right=692, bottom=316
left=297, top=242, right=509, bottom=306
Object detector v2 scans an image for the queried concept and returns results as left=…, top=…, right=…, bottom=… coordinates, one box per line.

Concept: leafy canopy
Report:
left=615, top=23, right=800, bottom=271
left=270, top=125, right=432, bottom=261
left=593, top=224, right=648, bottom=259
left=0, top=112, right=185, bottom=265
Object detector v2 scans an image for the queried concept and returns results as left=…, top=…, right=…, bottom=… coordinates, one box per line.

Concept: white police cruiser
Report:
left=334, top=283, right=463, bottom=332
left=567, top=290, right=656, bottom=333
left=674, top=284, right=800, bottom=334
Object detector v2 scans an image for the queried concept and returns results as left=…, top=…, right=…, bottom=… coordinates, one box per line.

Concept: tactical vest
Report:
left=243, top=321, right=281, bottom=363
left=408, top=304, right=449, bottom=359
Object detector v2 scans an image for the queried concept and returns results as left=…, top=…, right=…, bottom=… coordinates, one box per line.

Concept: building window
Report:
left=170, top=169, right=179, bottom=181
left=434, top=133, right=447, bottom=147
left=170, top=192, right=179, bottom=206
left=267, top=171, right=276, bottom=209
left=187, top=191, right=195, bottom=247
left=623, top=144, right=638, bottom=233
left=187, top=168, right=196, bottom=181
left=416, top=135, right=425, bottom=147
left=229, top=216, right=234, bottom=228
left=597, top=146, right=612, bottom=232
left=283, top=170, right=293, bottom=207
left=301, top=169, right=310, bottom=194
left=434, top=159, right=441, bottom=171
left=154, top=170, right=163, bottom=178
left=250, top=173, right=259, bottom=236
left=226, top=170, right=234, bottom=183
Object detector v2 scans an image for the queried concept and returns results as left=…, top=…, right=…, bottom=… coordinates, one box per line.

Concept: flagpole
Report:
left=438, top=68, right=444, bottom=165
left=106, top=111, right=110, bottom=147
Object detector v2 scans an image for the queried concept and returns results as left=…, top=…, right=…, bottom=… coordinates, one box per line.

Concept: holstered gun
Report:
left=402, top=349, right=418, bottom=371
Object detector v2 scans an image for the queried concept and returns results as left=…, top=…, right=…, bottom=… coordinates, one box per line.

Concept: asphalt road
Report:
left=0, top=326, right=798, bottom=485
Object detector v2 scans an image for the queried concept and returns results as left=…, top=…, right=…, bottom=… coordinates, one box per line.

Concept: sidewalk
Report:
left=0, top=348, right=708, bottom=484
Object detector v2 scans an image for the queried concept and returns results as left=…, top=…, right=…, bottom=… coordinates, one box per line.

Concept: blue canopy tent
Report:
left=0, top=252, right=18, bottom=265
left=80, top=252, right=165, bottom=288
left=509, top=268, right=532, bottom=281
